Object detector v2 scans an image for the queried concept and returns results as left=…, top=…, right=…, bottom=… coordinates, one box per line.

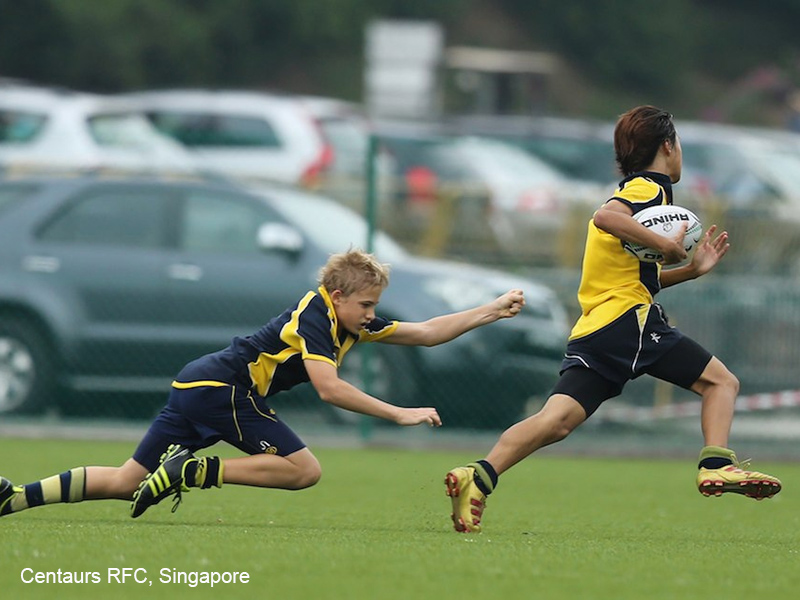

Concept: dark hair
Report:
left=614, top=105, right=676, bottom=176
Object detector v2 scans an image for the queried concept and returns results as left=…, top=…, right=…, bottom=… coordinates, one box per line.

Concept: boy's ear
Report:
left=329, top=289, right=344, bottom=303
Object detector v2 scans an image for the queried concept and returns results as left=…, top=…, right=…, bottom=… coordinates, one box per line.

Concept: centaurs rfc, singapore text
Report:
left=21, top=568, right=250, bottom=587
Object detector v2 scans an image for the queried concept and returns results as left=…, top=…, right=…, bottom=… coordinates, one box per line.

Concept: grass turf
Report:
left=0, top=437, right=797, bottom=600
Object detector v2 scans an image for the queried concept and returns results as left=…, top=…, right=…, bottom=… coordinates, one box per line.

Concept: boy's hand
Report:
left=395, top=406, right=442, bottom=427
left=656, top=223, right=688, bottom=265
left=690, top=225, right=729, bottom=275
left=494, top=289, right=526, bottom=319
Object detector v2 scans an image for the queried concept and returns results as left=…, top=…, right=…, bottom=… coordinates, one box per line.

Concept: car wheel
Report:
left=325, top=345, right=417, bottom=426
left=0, top=318, right=53, bottom=414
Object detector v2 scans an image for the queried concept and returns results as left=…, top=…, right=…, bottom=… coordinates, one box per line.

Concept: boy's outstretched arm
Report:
left=304, top=359, right=442, bottom=426
left=385, top=289, right=525, bottom=347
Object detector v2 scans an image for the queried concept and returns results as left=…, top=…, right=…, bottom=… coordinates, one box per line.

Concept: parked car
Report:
left=676, top=121, right=800, bottom=216
left=447, top=114, right=618, bottom=186
left=374, top=123, right=499, bottom=259
left=295, top=95, right=396, bottom=211
left=377, top=123, right=604, bottom=266
left=0, top=174, right=569, bottom=428
left=673, top=121, right=800, bottom=273
left=123, top=89, right=334, bottom=188
left=0, top=84, right=197, bottom=176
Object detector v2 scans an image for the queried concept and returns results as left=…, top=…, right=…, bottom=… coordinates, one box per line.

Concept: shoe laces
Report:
left=163, top=478, right=190, bottom=513
left=170, top=488, right=183, bottom=513
left=731, top=455, right=752, bottom=471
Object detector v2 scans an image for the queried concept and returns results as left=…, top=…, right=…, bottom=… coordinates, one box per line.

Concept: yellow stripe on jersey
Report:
left=280, top=290, right=320, bottom=358
left=569, top=176, right=667, bottom=341
left=171, top=380, right=229, bottom=389
left=249, top=288, right=345, bottom=395
left=248, top=347, right=306, bottom=397
left=316, top=286, right=339, bottom=347
left=245, top=285, right=399, bottom=396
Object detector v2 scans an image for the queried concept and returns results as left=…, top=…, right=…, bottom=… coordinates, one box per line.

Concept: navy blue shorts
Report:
left=132, top=384, right=306, bottom=472
left=554, top=303, right=712, bottom=417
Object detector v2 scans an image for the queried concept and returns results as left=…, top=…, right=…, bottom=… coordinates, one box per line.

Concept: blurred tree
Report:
left=691, top=0, right=800, bottom=80
left=0, top=0, right=797, bottom=124
left=0, top=0, right=71, bottom=85
left=0, top=0, right=464, bottom=97
left=495, top=0, right=696, bottom=95
left=495, top=0, right=800, bottom=120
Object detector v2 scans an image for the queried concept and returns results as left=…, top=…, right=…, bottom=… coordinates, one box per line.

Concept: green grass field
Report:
left=1, top=437, right=797, bottom=600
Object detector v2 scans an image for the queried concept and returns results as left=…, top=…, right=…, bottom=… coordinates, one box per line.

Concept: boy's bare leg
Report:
left=446, top=395, right=585, bottom=533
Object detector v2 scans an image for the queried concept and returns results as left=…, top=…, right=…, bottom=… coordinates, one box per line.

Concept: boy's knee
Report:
left=726, top=372, right=740, bottom=395
left=293, top=464, right=322, bottom=489
left=540, top=408, right=581, bottom=444
left=116, top=461, right=149, bottom=497
left=551, top=423, right=574, bottom=443
left=707, top=368, right=739, bottom=397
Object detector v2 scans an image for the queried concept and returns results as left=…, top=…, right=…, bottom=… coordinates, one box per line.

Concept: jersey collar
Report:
left=619, top=170, right=674, bottom=203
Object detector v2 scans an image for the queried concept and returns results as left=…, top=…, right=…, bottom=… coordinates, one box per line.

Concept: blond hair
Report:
left=318, top=248, right=390, bottom=296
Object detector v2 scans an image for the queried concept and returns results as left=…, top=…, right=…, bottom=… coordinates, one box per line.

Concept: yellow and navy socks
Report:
left=469, top=460, right=498, bottom=496
left=0, top=467, right=86, bottom=516
left=184, top=456, right=224, bottom=489
left=698, top=445, right=736, bottom=470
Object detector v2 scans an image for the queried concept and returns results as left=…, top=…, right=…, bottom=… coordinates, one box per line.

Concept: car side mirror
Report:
left=257, top=222, right=304, bottom=254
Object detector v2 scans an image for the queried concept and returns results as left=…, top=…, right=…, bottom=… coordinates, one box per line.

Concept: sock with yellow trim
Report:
left=1, top=467, right=86, bottom=515
left=468, top=460, right=497, bottom=496
left=185, top=457, right=223, bottom=489
left=698, top=445, right=736, bottom=470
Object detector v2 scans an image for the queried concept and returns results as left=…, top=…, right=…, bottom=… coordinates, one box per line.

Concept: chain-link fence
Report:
left=3, top=129, right=800, bottom=451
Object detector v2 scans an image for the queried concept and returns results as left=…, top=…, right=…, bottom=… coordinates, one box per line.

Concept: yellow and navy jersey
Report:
left=569, top=171, right=673, bottom=341
left=173, top=285, right=399, bottom=397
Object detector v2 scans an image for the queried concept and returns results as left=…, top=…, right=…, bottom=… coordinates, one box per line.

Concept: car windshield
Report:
left=148, top=111, right=283, bottom=148
left=522, top=137, right=617, bottom=183
left=87, top=113, right=175, bottom=150
left=0, top=110, right=47, bottom=143
left=747, top=143, right=800, bottom=193
left=261, top=190, right=409, bottom=262
left=453, top=138, right=566, bottom=185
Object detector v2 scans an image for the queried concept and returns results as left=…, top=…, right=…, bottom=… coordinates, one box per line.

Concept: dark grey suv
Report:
left=0, top=175, right=568, bottom=428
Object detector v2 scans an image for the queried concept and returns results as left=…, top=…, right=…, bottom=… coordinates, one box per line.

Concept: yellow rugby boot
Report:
left=444, top=466, right=486, bottom=533
left=697, top=448, right=781, bottom=500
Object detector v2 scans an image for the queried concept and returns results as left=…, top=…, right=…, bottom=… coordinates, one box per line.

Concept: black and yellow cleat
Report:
left=131, top=444, right=197, bottom=518
left=0, top=476, right=23, bottom=517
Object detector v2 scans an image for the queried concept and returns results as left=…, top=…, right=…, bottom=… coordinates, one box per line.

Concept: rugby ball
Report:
left=623, top=205, right=703, bottom=263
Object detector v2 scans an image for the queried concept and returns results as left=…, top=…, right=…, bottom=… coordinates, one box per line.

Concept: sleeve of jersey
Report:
left=283, top=294, right=338, bottom=367
left=357, top=316, right=399, bottom=343
left=610, top=177, right=664, bottom=214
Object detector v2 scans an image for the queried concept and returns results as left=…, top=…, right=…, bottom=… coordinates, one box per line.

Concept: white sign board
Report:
left=364, top=20, right=443, bottom=119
